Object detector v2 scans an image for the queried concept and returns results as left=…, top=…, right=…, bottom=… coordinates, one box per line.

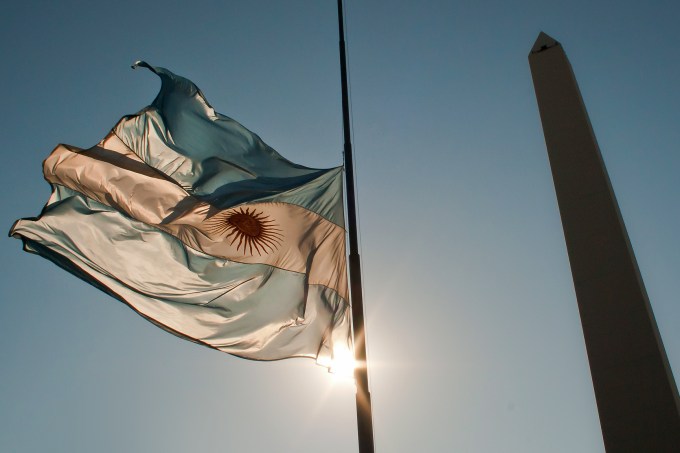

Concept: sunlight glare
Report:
left=329, top=346, right=356, bottom=379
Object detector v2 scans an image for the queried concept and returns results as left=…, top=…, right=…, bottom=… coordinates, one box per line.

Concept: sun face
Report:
left=205, top=206, right=282, bottom=256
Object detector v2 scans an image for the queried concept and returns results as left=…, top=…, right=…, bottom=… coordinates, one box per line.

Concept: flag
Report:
left=10, top=62, right=352, bottom=371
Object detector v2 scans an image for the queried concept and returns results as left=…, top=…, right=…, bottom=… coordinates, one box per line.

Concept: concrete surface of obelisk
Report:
left=529, top=32, right=680, bottom=451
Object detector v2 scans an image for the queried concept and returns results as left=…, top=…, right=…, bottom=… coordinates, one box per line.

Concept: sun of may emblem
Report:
left=205, top=206, right=283, bottom=256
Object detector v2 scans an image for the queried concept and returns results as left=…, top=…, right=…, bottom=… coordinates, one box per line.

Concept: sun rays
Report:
left=204, top=206, right=283, bottom=256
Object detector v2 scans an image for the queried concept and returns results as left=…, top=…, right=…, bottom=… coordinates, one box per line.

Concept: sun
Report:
left=330, top=346, right=357, bottom=379
left=205, top=206, right=283, bottom=255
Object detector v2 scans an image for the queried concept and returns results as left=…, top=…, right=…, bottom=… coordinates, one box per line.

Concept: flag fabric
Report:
left=10, top=62, right=351, bottom=370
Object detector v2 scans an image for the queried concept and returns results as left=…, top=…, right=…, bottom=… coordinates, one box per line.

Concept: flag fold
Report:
left=10, top=62, right=351, bottom=369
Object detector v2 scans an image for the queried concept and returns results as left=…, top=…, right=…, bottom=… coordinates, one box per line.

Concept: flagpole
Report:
left=336, top=1, right=376, bottom=452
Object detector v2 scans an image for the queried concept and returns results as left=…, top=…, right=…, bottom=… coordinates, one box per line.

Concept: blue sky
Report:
left=1, top=1, right=678, bottom=452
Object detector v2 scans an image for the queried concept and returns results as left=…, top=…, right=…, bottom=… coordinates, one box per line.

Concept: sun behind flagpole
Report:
left=336, top=0, right=376, bottom=452
left=330, top=345, right=357, bottom=379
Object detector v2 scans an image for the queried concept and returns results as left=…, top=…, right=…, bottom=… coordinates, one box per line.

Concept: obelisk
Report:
left=529, top=32, right=680, bottom=451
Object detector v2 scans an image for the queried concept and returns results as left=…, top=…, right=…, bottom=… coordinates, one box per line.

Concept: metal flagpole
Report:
left=336, top=1, right=376, bottom=452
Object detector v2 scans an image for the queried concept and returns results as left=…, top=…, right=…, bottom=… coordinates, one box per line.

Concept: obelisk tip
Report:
left=530, top=32, right=560, bottom=54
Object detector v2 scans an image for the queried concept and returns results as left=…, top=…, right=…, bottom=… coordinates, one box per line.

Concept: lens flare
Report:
left=330, top=346, right=356, bottom=378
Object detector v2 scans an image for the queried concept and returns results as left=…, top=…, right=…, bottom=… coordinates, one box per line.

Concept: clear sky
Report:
left=1, top=1, right=678, bottom=452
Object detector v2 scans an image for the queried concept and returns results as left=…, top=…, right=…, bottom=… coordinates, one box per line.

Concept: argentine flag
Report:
left=10, top=62, right=351, bottom=371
